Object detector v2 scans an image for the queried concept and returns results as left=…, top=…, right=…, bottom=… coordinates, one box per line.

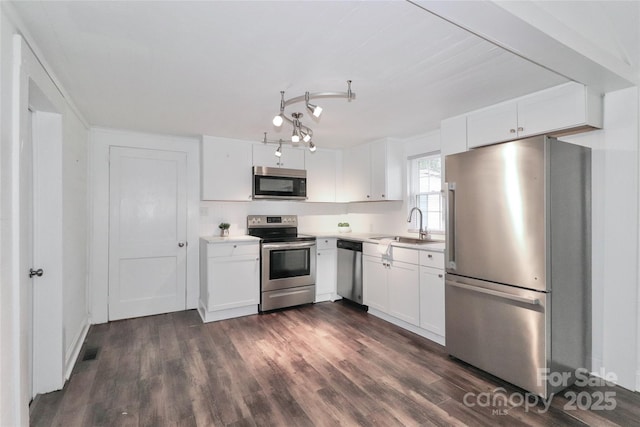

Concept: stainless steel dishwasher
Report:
left=337, top=239, right=364, bottom=305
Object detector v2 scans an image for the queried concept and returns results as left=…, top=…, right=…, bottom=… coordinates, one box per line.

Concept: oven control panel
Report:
left=247, top=215, right=298, bottom=228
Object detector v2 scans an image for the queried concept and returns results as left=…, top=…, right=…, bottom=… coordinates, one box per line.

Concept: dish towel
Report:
left=377, top=238, right=394, bottom=256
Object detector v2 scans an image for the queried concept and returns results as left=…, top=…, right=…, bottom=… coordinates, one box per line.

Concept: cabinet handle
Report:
left=256, top=257, right=259, bottom=261
left=178, top=242, right=185, bottom=247
left=317, top=252, right=321, bottom=256
left=438, top=274, right=443, bottom=278
left=427, top=254, right=433, bottom=259
left=233, top=244, right=237, bottom=248
left=381, top=194, right=385, bottom=198
left=366, top=195, right=370, bottom=199
left=324, top=240, right=328, bottom=243
left=517, top=127, right=524, bottom=132
left=509, top=128, right=516, bottom=134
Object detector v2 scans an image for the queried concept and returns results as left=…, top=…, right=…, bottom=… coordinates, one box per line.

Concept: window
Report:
left=408, top=153, right=444, bottom=233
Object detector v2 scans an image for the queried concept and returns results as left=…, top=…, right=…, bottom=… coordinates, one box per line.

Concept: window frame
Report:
left=407, top=152, right=445, bottom=235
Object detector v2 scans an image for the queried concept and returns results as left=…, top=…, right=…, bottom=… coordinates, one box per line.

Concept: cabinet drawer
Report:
left=207, top=243, right=259, bottom=258
left=316, top=238, right=336, bottom=250
left=419, top=250, right=444, bottom=269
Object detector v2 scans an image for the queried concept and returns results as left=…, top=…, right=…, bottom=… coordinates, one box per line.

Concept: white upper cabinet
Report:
left=466, top=82, right=603, bottom=149
left=201, top=136, right=253, bottom=201
left=305, top=149, right=339, bottom=202
left=252, top=144, right=305, bottom=169
left=343, top=138, right=402, bottom=202
left=467, top=101, right=518, bottom=148
left=440, top=115, right=468, bottom=157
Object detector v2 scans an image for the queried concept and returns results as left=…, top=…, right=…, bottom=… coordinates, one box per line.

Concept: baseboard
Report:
left=368, top=308, right=445, bottom=346
left=198, top=299, right=257, bottom=323
left=64, top=319, right=90, bottom=380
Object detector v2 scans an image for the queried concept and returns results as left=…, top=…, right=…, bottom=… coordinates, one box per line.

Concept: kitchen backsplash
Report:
left=199, top=200, right=409, bottom=236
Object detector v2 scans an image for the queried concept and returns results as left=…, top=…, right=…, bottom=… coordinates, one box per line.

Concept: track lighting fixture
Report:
left=305, top=92, right=323, bottom=118
left=268, top=80, right=355, bottom=152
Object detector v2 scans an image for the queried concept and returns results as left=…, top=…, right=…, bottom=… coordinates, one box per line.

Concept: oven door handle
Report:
left=262, top=241, right=316, bottom=250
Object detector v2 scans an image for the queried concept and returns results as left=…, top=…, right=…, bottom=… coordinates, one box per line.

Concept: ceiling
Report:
left=11, top=0, right=571, bottom=149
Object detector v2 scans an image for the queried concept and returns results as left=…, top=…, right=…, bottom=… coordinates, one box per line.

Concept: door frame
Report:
left=5, top=35, right=66, bottom=426
left=88, top=128, right=200, bottom=324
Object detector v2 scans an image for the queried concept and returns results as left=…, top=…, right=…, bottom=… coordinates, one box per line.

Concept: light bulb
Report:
left=309, top=141, right=317, bottom=152
left=275, top=145, right=282, bottom=157
left=303, top=133, right=311, bottom=143
left=291, top=134, right=300, bottom=143
left=310, top=104, right=322, bottom=118
left=272, top=114, right=283, bottom=127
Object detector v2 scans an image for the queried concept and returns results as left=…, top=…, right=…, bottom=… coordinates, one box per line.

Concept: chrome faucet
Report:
left=407, top=207, right=428, bottom=240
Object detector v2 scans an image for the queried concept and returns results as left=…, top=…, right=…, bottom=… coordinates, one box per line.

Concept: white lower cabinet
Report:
left=198, top=239, right=260, bottom=322
left=419, top=266, right=445, bottom=337
left=363, top=243, right=445, bottom=345
left=388, top=261, right=420, bottom=326
left=315, top=238, right=337, bottom=302
left=363, top=255, right=389, bottom=312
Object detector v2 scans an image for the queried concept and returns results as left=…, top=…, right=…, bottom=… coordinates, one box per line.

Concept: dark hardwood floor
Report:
left=30, top=302, right=640, bottom=426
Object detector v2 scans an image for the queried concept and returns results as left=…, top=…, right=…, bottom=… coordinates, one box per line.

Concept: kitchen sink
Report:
left=370, top=236, right=440, bottom=245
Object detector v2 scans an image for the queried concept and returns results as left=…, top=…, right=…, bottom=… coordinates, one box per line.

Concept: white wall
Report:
left=61, top=106, right=89, bottom=377
left=0, top=8, right=20, bottom=426
left=563, top=86, right=639, bottom=391
left=0, top=6, right=90, bottom=425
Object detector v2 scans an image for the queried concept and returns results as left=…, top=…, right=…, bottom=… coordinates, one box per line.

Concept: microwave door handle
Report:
left=262, top=242, right=316, bottom=250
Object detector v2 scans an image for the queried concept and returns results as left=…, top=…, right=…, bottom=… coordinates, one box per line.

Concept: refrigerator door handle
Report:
left=446, top=182, right=456, bottom=270
left=448, top=281, right=541, bottom=306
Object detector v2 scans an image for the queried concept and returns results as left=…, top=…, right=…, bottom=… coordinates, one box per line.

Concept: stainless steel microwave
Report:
left=252, top=166, right=307, bottom=200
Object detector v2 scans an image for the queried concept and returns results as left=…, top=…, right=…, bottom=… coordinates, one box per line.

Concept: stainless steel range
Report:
left=247, top=215, right=316, bottom=312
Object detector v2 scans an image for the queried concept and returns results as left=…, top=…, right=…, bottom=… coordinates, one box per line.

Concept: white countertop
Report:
left=302, top=231, right=446, bottom=252
left=200, top=235, right=261, bottom=244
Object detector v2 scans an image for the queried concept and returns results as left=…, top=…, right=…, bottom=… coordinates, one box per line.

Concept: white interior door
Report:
left=108, top=147, right=188, bottom=320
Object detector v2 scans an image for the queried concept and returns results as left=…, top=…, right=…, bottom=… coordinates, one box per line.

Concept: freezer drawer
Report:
left=445, top=274, right=549, bottom=397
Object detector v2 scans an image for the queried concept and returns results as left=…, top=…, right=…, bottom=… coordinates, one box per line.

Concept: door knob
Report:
left=29, top=268, right=44, bottom=278
left=178, top=242, right=185, bottom=247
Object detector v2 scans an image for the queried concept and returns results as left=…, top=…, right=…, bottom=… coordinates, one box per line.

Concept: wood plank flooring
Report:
left=30, top=302, right=640, bottom=426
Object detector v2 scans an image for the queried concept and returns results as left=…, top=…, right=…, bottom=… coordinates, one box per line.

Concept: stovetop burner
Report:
left=246, top=215, right=316, bottom=243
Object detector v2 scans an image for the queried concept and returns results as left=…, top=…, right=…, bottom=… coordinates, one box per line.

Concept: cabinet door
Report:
left=315, top=247, right=337, bottom=301
left=388, top=261, right=420, bottom=326
left=305, top=150, right=337, bottom=202
left=201, top=136, right=253, bottom=201
left=369, top=139, right=387, bottom=201
left=363, top=255, right=388, bottom=312
left=419, top=266, right=445, bottom=336
left=208, top=255, right=259, bottom=311
left=252, top=144, right=305, bottom=169
left=441, top=115, right=467, bottom=157
left=467, top=101, right=518, bottom=148
left=517, top=82, right=586, bottom=138
left=343, top=144, right=370, bottom=201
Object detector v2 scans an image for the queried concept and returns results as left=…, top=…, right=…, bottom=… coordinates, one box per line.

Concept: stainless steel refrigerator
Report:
left=444, top=135, right=591, bottom=398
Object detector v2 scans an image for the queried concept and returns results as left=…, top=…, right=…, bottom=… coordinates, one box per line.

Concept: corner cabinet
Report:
left=201, top=136, right=253, bottom=201
left=343, top=138, right=402, bottom=202
left=198, top=238, right=260, bottom=322
left=467, top=82, right=602, bottom=148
